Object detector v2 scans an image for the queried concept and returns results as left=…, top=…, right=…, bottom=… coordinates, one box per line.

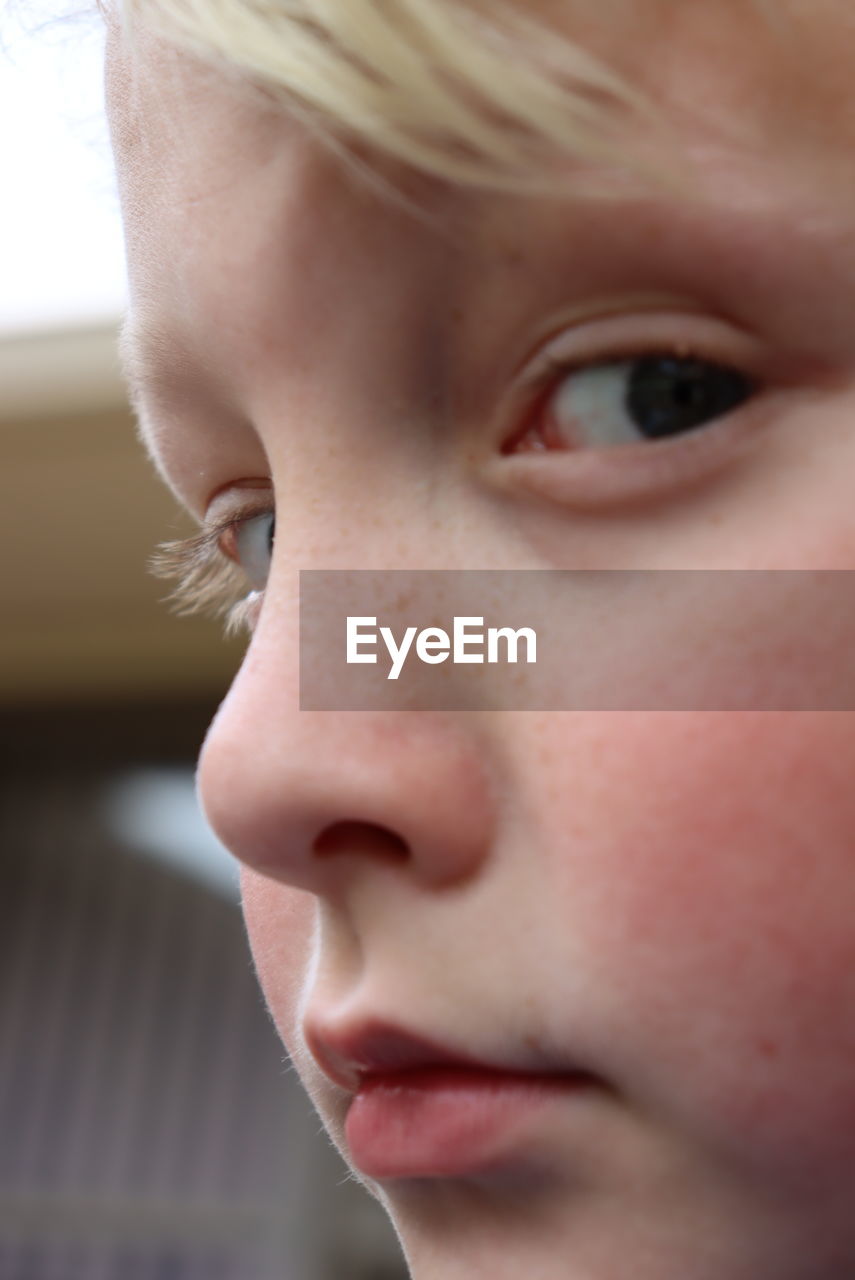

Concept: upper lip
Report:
left=303, top=1015, right=592, bottom=1094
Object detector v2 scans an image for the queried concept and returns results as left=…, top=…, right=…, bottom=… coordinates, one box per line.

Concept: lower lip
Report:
left=345, top=1067, right=594, bottom=1179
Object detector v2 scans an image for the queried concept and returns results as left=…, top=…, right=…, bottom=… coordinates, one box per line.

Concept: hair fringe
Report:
left=104, top=0, right=708, bottom=198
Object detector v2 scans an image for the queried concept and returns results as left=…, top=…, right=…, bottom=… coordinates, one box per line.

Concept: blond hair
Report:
left=103, top=0, right=713, bottom=198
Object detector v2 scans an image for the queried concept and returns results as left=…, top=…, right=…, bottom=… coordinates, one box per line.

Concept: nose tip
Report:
left=197, top=705, right=496, bottom=894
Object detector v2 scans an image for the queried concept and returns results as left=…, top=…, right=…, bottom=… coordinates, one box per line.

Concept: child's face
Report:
left=107, top=5, right=855, bottom=1276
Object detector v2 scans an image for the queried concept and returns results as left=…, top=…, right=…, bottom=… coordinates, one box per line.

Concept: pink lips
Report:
left=304, top=1017, right=500, bottom=1092
left=304, top=1017, right=600, bottom=1179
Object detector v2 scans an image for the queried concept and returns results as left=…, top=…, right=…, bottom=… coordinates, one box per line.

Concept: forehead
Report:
left=104, top=2, right=855, bottom=449
left=104, top=0, right=855, bottom=174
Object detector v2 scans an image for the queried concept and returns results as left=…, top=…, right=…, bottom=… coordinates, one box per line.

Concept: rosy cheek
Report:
left=240, top=866, right=317, bottom=1054
left=576, top=712, right=855, bottom=1170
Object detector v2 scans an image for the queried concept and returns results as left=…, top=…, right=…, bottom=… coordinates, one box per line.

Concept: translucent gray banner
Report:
left=299, top=571, right=855, bottom=710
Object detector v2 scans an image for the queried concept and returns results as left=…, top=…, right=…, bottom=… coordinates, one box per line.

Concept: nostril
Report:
left=314, top=820, right=409, bottom=864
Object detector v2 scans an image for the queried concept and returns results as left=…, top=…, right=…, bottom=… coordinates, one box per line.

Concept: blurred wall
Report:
left=0, top=325, right=243, bottom=702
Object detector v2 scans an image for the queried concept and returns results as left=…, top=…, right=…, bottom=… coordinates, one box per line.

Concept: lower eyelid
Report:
left=487, top=393, right=778, bottom=511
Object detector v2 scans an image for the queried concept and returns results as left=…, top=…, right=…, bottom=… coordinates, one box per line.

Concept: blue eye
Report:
left=549, top=355, right=756, bottom=448
left=232, top=511, right=275, bottom=590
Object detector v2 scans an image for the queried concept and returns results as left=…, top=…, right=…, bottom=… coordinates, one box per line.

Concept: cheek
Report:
left=556, top=712, right=855, bottom=1174
left=240, top=866, right=317, bottom=1056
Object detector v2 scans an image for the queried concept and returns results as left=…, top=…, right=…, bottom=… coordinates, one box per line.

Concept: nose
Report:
left=196, top=626, right=497, bottom=895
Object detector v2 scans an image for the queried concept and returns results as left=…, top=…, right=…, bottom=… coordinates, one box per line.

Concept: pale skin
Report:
left=106, top=3, right=855, bottom=1276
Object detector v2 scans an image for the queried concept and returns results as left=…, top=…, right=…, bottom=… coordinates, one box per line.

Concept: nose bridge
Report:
left=197, top=627, right=497, bottom=893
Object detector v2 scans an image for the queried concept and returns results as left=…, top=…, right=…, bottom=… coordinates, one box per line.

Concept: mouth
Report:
left=304, top=1014, right=597, bottom=1092
left=304, top=1015, right=602, bottom=1178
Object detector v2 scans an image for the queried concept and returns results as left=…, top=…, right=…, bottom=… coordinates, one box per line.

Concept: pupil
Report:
left=625, top=356, right=753, bottom=440
left=268, top=515, right=275, bottom=554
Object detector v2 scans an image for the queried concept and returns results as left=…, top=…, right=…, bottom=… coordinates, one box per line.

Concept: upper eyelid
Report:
left=518, top=315, right=763, bottom=387
left=204, top=479, right=275, bottom=526
left=508, top=295, right=719, bottom=375
left=495, top=312, right=772, bottom=439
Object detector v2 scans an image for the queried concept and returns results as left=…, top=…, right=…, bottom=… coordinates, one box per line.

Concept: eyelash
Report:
left=149, top=506, right=270, bottom=636
left=153, top=340, right=758, bottom=632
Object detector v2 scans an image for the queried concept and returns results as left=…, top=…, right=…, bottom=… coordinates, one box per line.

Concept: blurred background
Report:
left=0, top=5, right=408, bottom=1277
